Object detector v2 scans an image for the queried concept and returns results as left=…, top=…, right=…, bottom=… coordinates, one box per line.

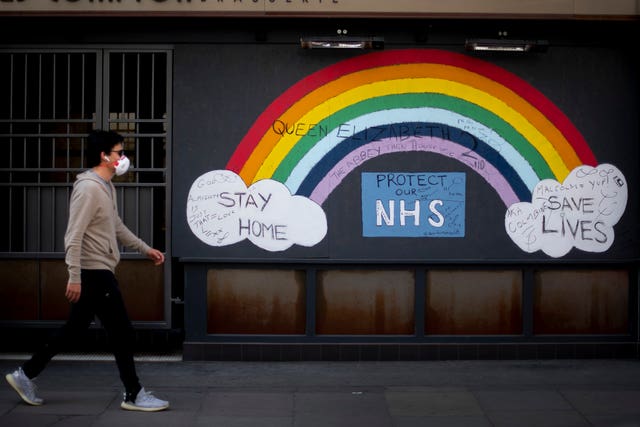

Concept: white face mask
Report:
left=104, top=154, right=131, bottom=176
left=113, top=155, right=131, bottom=176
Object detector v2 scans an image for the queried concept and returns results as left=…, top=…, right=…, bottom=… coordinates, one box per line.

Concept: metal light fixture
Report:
left=465, top=38, right=548, bottom=53
left=300, top=36, right=384, bottom=50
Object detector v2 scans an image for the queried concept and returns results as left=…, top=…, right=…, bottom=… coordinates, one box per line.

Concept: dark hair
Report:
left=86, top=130, right=124, bottom=167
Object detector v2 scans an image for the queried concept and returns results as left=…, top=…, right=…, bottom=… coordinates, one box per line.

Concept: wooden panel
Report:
left=0, top=260, right=38, bottom=320
left=40, top=260, right=70, bottom=320
left=534, top=269, right=628, bottom=334
left=116, top=260, right=165, bottom=322
left=207, top=269, right=306, bottom=334
left=316, top=270, right=414, bottom=335
left=426, top=270, right=522, bottom=335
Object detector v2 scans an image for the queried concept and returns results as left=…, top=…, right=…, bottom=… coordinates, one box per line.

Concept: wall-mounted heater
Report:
left=465, top=38, right=549, bottom=53
left=300, top=36, right=384, bottom=50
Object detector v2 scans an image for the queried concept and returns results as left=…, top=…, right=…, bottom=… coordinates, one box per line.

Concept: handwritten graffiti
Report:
left=187, top=170, right=327, bottom=251
left=362, top=172, right=466, bottom=237
left=309, top=134, right=517, bottom=207
left=273, top=120, right=463, bottom=143
left=504, top=164, right=627, bottom=257
left=272, top=120, right=329, bottom=138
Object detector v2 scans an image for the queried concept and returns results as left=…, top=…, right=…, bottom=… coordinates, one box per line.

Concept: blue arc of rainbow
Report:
left=226, top=49, right=596, bottom=207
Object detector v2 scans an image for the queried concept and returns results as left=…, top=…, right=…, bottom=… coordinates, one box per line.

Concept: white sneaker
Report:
left=5, top=367, right=44, bottom=406
left=120, top=387, right=169, bottom=412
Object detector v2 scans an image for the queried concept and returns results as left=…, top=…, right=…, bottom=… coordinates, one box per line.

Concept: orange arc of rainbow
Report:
left=239, top=63, right=583, bottom=185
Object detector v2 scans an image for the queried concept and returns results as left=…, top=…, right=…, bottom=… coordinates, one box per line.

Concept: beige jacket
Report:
left=64, top=171, right=151, bottom=283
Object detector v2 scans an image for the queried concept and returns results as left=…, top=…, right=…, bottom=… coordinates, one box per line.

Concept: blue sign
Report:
left=361, top=172, right=466, bottom=237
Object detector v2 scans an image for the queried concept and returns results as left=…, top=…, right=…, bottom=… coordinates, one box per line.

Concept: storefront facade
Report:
left=1, top=1, right=638, bottom=360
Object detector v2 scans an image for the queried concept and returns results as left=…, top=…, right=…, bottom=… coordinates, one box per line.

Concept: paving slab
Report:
left=0, top=391, right=17, bottom=416
left=561, top=390, right=640, bottom=415
left=295, top=391, right=389, bottom=416
left=196, top=415, right=293, bottom=427
left=1, top=358, right=640, bottom=427
left=201, top=391, right=293, bottom=417
left=393, top=415, right=493, bottom=427
left=93, top=410, right=198, bottom=427
left=474, top=390, right=573, bottom=412
left=486, top=410, right=591, bottom=427
left=44, top=415, right=100, bottom=427
left=0, top=412, right=63, bottom=427
left=294, top=413, right=392, bottom=427
left=386, top=390, right=484, bottom=417
left=585, top=414, right=640, bottom=427
left=10, top=391, right=116, bottom=416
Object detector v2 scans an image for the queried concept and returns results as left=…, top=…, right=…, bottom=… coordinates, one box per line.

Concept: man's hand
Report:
left=65, top=282, right=81, bottom=303
left=147, top=248, right=165, bottom=266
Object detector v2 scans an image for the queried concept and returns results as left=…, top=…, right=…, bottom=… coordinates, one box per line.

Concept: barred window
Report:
left=0, top=49, right=171, bottom=255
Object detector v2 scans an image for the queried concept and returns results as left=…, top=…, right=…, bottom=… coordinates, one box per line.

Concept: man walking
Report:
left=5, top=130, right=169, bottom=412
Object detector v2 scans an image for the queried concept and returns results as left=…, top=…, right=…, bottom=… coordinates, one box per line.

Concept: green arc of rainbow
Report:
left=226, top=49, right=596, bottom=206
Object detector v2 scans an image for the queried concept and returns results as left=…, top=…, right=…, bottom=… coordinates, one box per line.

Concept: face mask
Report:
left=104, top=155, right=131, bottom=176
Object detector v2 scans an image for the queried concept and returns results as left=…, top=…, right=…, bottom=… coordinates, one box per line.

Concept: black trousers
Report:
left=23, top=269, right=141, bottom=398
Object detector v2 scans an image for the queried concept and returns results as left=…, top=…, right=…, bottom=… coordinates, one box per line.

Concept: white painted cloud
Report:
left=505, top=164, right=627, bottom=258
left=187, top=170, right=327, bottom=252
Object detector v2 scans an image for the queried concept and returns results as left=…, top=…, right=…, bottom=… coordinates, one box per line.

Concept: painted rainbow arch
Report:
left=226, top=49, right=597, bottom=207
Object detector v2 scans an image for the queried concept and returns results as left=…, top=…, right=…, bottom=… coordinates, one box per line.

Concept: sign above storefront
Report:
left=1, top=0, right=638, bottom=18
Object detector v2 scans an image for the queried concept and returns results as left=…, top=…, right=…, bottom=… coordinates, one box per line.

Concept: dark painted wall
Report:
left=172, top=19, right=639, bottom=263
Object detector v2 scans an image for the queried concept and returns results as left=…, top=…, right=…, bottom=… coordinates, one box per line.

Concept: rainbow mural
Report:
left=226, top=49, right=597, bottom=207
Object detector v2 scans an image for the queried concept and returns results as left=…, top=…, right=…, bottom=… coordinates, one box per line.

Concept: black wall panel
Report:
left=172, top=21, right=639, bottom=263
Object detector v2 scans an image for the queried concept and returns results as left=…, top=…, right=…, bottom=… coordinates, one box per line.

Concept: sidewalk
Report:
left=2, top=357, right=640, bottom=426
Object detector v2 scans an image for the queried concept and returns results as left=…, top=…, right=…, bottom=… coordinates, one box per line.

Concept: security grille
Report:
left=0, top=49, right=171, bottom=257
